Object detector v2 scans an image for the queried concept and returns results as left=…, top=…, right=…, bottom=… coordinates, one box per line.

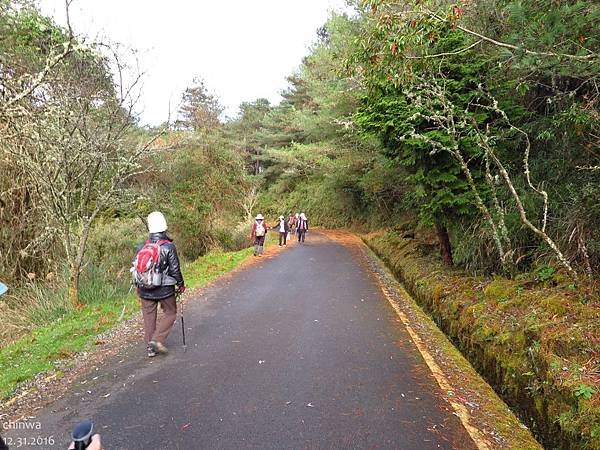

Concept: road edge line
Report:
left=377, top=280, right=492, bottom=450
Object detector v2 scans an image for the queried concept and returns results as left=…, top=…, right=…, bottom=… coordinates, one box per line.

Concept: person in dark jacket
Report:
left=135, top=211, right=185, bottom=357
left=275, top=215, right=290, bottom=246
left=297, top=212, right=309, bottom=243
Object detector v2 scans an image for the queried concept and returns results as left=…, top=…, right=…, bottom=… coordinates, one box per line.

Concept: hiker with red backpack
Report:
left=250, top=214, right=269, bottom=256
left=132, top=211, right=185, bottom=358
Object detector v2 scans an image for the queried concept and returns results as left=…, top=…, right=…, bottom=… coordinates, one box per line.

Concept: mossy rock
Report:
left=540, top=295, right=570, bottom=316
left=484, top=277, right=518, bottom=303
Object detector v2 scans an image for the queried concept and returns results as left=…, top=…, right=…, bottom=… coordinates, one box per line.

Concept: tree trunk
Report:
left=68, top=214, right=98, bottom=308
left=69, top=264, right=82, bottom=308
left=435, top=223, right=454, bottom=266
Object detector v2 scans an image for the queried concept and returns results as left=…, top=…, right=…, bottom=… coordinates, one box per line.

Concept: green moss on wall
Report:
left=364, top=231, right=600, bottom=450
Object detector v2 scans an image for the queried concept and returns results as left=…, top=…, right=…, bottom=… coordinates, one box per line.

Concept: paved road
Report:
left=12, top=232, right=478, bottom=450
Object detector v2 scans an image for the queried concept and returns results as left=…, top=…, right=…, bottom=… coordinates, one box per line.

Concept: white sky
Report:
left=38, top=0, right=348, bottom=125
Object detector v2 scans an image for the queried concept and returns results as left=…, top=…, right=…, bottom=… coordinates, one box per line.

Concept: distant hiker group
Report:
left=250, top=212, right=309, bottom=256
left=131, top=210, right=309, bottom=359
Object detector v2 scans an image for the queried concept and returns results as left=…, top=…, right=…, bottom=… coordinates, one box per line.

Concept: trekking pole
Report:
left=119, top=283, right=134, bottom=322
left=176, top=291, right=187, bottom=352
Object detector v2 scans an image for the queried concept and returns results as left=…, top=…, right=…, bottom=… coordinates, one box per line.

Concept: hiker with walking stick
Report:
left=132, top=211, right=185, bottom=358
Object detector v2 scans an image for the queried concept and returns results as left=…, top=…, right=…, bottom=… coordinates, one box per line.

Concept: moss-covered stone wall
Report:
left=364, top=231, right=599, bottom=450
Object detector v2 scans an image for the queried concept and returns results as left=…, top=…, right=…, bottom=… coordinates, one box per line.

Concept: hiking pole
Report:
left=119, top=283, right=134, bottom=322
left=176, top=291, right=187, bottom=352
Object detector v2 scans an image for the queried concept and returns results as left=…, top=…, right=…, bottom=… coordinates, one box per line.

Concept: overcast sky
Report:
left=38, top=0, right=348, bottom=125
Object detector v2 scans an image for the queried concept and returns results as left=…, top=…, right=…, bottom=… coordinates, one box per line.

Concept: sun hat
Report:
left=147, top=211, right=168, bottom=233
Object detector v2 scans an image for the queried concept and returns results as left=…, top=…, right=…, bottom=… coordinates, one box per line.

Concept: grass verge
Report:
left=0, top=246, right=253, bottom=400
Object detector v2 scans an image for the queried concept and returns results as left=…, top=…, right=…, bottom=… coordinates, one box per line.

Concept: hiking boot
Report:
left=147, top=342, right=157, bottom=358
left=155, top=342, right=168, bottom=354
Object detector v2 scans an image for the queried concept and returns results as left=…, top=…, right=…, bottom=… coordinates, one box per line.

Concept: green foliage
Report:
left=0, top=1, right=68, bottom=67
left=182, top=247, right=253, bottom=288
left=179, top=77, right=224, bottom=132
left=574, top=384, right=597, bottom=401
left=0, top=262, right=129, bottom=348
left=535, top=265, right=556, bottom=283
left=353, top=29, right=497, bottom=237
left=148, top=135, right=253, bottom=259
left=341, top=0, right=600, bottom=274
left=86, top=218, right=147, bottom=279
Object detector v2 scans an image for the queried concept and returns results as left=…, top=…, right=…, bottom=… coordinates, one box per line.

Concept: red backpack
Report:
left=132, top=240, right=169, bottom=288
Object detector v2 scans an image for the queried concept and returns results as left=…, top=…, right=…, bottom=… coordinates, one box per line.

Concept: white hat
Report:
left=147, top=211, right=168, bottom=233
left=255, top=214, right=264, bottom=220
left=279, top=215, right=284, bottom=220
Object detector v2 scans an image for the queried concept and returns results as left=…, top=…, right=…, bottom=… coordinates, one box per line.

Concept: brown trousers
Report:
left=140, top=296, right=177, bottom=344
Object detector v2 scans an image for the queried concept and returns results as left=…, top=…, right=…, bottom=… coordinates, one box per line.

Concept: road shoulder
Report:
left=327, top=230, right=542, bottom=450
left=0, top=239, right=291, bottom=423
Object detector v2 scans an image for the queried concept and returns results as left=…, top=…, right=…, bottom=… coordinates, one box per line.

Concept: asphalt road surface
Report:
left=12, top=232, right=479, bottom=450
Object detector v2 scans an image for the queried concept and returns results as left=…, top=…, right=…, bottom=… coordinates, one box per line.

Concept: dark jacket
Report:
left=136, top=232, right=184, bottom=301
left=297, top=217, right=309, bottom=231
left=275, top=218, right=290, bottom=233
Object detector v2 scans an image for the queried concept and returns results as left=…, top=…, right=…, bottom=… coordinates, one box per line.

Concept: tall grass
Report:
left=0, top=244, right=254, bottom=399
left=78, top=264, right=125, bottom=305
left=0, top=277, right=69, bottom=345
left=0, top=264, right=130, bottom=347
